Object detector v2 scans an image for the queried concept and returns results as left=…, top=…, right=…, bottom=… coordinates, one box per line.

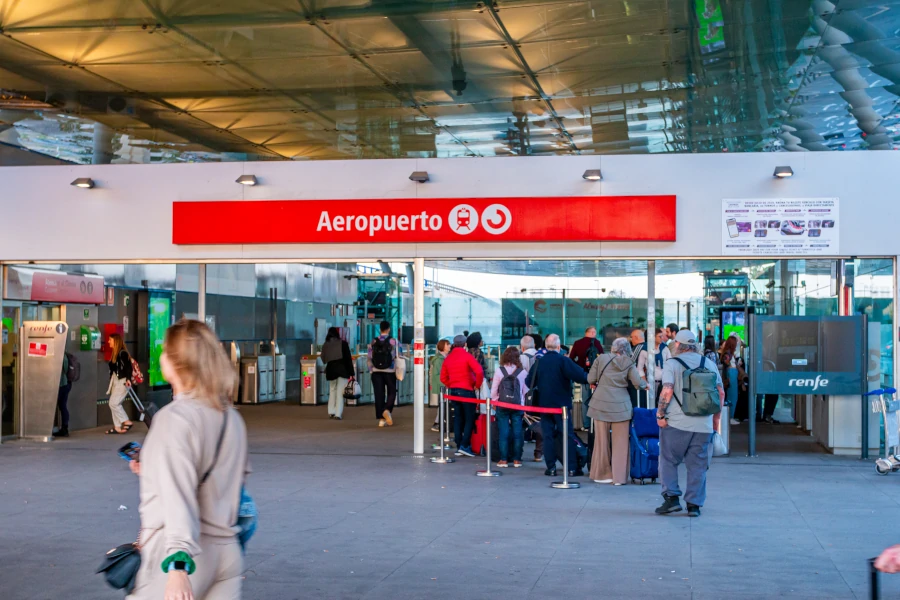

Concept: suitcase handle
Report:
left=870, top=558, right=880, bottom=600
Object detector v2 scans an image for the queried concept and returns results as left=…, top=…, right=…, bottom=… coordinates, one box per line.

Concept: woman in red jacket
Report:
left=440, top=334, right=484, bottom=457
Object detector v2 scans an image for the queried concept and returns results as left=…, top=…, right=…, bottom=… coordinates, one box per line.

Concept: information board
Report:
left=722, top=198, right=839, bottom=256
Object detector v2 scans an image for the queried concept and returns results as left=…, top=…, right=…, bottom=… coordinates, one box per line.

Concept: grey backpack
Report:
left=672, top=356, right=721, bottom=417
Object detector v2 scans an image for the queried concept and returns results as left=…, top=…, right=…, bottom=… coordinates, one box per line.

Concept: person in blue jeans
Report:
left=490, top=347, right=530, bottom=468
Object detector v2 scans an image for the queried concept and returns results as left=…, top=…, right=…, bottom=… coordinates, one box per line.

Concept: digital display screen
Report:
left=148, top=294, right=172, bottom=387
left=722, top=310, right=747, bottom=343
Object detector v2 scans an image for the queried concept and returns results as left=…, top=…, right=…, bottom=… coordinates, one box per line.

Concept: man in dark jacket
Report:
left=526, top=334, right=588, bottom=477
left=569, top=326, right=604, bottom=429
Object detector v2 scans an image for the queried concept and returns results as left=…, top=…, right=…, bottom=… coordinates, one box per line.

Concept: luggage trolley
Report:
left=866, top=387, right=900, bottom=475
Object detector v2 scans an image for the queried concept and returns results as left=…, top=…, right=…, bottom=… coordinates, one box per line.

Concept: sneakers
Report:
left=763, top=416, right=780, bottom=424
left=533, top=454, right=543, bottom=462
left=328, top=415, right=335, bottom=419
left=513, top=461, right=523, bottom=468
left=55, top=428, right=69, bottom=438
left=430, top=425, right=440, bottom=432
left=457, top=446, right=475, bottom=458
left=383, top=410, right=393, bottom=426
left=593, top=479, right=613, bottom=484
left=730, top=418, right=740, bottom=425
left=544, top=468, right=557, bottom=477
left=569, top=469, right=584, bottom=478
left=378, top=419, right=386, bottom=428
left=497, top=460, right=509, bottom=468
left=687, top=504, right=701, bottom=517
left=454, top=448, right=464, bottom=456
left=655, top=495, right=683, bottom=515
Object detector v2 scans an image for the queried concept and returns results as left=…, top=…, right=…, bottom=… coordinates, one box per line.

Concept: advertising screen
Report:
left=148, top=294, right=172, bottom=387
left=721, top=309, right=747, bottom=343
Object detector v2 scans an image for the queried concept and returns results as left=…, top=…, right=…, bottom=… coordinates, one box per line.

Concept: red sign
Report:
left=28, top=342, right=48, bottom=357
left=303, top=376, right=311, bottom=389
left=30, top=271, right=105, bottom=304
left=173, top=196, right=675, bottom=245
left=414, top=357, right=424, bottom=365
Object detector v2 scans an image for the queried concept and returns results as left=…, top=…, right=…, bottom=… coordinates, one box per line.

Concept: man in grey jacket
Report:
left=655, top=330, right=724, bottom=517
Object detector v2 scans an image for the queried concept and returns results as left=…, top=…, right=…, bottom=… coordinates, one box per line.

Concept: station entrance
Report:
left=0, top=258, right=893, bottom=458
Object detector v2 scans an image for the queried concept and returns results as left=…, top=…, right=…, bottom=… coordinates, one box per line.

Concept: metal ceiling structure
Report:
left=1, top=1, right=899, bottom=164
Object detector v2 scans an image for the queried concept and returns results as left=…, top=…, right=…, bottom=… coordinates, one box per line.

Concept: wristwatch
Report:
left=656, top=413, right=667, bottom=420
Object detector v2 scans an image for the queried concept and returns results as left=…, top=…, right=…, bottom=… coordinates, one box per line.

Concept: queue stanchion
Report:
left=432, top=389, right=451, bottom=452
left=551, top=406, right=580, bottom=489
left=476, top=394, right=500, bottom=477
left=431, top=390, right=454, bottom=464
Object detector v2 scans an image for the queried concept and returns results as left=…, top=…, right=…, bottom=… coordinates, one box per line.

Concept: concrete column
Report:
left=647, top=261, right=656, bottom=409
left=92, top=123, right=114, bottom=165
left=197, top=264, right=207, bottom=323
left=413, top=257, right=425, bottom=455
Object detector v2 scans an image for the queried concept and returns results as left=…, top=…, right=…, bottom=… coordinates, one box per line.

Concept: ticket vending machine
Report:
left=18, top=321, right=68, bottom=441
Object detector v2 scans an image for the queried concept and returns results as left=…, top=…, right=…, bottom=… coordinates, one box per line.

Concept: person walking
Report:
left=491, top=346, right=529, bottom=468
left=526, top=334, right=588, bottom=477
left=126, top=319, right=248, bottom=600
left=440, top=335, right=484, bottom=458
left=719, top=335, right=740, bottom=426
left=651, top=328, right=672, bottom=405
left=570, top=326, right=604, bottom=430
left=588, top=338, right=646, bottom=485
left=321, top=327, right=354, bottom=421
left=367, top=320, right=398, bottom=428
left=56, top=351, right=72, bottom=437
left=430, top=339, right=451, bottom=432
left=106, top=333, right=134, bottom=434
left=519, top=335, right=542, bottom=462
left=655, top=330, right=724, bottom=518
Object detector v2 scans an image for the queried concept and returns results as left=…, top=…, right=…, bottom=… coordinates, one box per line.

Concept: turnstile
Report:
left=240, top=353, right=286, bottom=403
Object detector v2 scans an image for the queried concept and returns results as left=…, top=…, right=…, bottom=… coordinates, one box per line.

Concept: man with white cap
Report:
left=655, top=329, right=725, bottom=518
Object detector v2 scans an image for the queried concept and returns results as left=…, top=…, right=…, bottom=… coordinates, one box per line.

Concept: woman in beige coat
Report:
left=587, top=338, right=646, bottom=485
left=128, top=320, right=248, bottom=600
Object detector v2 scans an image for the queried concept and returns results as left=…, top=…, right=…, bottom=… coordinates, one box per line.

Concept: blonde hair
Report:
left=108, top=333, right=126, bottom=360
left=164, top=319, right=235, bottom=411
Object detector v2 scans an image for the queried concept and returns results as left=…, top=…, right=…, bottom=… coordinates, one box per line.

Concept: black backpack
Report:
left=498, top=366, right=523, bottom=404
left=585, top=341, right=599, bottom=369
left=371, top=337, right=393, bottom=370
left=65, top=352, right=81, bottom=383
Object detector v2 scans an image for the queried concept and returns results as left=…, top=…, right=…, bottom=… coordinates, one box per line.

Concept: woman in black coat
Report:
left=320, top=327, right=355, bottom=420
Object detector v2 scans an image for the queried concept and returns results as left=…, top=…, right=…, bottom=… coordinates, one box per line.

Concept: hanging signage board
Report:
left=173, top=196, right=676, bottom=245
left=722, top=198, right=839, bottom=256
left=752, top=315, right=865, bottom=395
left=4, top=267, right=105, bottom=304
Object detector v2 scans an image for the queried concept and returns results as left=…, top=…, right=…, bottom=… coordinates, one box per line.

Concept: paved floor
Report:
left=2, top=404, right=899, bottom=599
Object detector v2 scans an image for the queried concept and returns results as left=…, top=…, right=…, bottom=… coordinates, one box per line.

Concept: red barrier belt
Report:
left=444, top=395, right=564, bottom=415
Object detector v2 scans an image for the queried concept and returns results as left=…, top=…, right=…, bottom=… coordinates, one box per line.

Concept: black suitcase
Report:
left=127, top=386, right=158, bottom=428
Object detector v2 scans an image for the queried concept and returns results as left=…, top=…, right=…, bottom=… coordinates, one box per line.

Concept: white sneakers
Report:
left=383, top=410, right=393, bottom=427
left=593, top=479, right=613, bottom=484
left=378, top=419, right=385, bottom=427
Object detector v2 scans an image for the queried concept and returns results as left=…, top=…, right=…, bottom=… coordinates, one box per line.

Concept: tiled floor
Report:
left=1, top=404, right=898, bottom=599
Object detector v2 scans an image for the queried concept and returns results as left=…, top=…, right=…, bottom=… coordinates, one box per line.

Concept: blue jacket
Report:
left=526, top=351, right=588, bottom=409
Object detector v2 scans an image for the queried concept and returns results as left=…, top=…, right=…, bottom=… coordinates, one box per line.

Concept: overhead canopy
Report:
left=0, top=1, right=898, bottom=164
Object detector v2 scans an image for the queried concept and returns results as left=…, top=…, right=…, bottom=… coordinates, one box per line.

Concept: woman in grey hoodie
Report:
left=587, top=338, right=646, bottom=485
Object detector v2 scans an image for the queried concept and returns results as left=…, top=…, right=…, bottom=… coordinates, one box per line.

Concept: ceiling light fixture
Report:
left=70, top=177, right=94, bottom=189
left=773, top=166, right=793, bottom=178
left=236, top=174, right=258, bottom=186
left=409, top=171, right=429, bottom=183
left=582, top=169, right=602, bottom=181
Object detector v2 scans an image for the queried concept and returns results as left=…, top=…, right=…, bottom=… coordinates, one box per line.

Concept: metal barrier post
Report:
left=432, top=389, right=451, bottom=452
left=552, top=406, right=580, bottom=489
left=431, top=391, right=454, bottom=464
left=477, top=396, right=500, bottom=477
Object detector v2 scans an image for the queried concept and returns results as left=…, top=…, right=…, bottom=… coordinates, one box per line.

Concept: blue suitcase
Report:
left=630, top=407, right=660, bottom=484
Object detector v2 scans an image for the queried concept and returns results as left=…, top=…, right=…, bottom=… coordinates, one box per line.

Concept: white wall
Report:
left=0, top=153, right=898, bottom=262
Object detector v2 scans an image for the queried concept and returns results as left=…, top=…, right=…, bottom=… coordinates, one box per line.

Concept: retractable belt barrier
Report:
left=438, top=394, right=579, bottom=489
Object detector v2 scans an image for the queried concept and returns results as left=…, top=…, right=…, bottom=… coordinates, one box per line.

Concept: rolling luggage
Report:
left=630, top=407, right=660, bottom=484
left=554, top=430, right=588, bottom=471
left=127, top=386, right=158, bottom=428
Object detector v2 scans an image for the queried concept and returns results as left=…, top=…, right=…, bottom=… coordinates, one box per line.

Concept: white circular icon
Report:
left=448, top=204, right=478, bottom=235
left=481, top=204, right=512, bottom=235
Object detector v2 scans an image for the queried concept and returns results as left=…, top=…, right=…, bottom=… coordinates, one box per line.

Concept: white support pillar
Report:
left=647, top=260, right=656, bottom=410
left=197, top=264, right=207, bottom=323
left=413, top=258, right=425, bottom=455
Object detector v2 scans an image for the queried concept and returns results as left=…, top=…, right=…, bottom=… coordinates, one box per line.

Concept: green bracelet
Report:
left=161, top=551, right=196, bottom=575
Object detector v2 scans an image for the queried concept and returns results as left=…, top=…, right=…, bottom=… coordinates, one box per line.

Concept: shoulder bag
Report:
left=97, top=410, right=230, bottom=592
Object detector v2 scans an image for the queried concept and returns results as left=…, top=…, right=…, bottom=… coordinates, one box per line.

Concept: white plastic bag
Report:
left=395, top=356, right=407, bottom=381
left=711, top=432, right=727, bottom=456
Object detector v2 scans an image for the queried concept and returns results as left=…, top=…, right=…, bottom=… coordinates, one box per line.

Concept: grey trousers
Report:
left=659, top=427, right=713, bottom=507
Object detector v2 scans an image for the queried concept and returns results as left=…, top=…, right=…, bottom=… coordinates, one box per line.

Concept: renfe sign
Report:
left=172, top=196, right=676, bottom=245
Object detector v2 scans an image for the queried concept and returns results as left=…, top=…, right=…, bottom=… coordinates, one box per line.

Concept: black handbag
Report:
left=96, top=541, right=141, bottom=593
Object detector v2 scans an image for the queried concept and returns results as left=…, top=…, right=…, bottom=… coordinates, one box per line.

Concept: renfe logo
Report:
left=789, top=375, right=829, bottom=391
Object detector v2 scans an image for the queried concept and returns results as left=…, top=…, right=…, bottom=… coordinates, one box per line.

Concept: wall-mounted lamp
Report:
left=773, top=166, right=793, bottom=178
left=582, top=169, right=602, bottom=181
left=236, top=174, right=258, bottom=186
left=409, top=171, right=429, bottom=183
left=71, top=177, right=94, bottom=189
